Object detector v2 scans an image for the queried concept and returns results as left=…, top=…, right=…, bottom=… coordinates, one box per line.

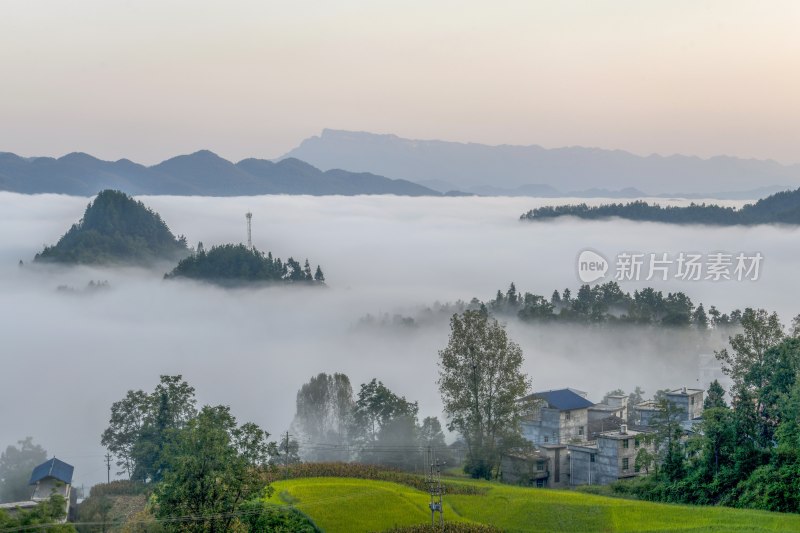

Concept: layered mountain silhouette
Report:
left=0, top=150, right=437, bottom=196
left=282, top=129, right=800, bottom=197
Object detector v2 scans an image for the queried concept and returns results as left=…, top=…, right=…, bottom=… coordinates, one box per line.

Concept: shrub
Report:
left=262, top=462, right=487, bottom=495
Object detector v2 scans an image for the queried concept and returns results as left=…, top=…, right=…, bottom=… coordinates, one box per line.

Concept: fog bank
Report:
left=1, top=192, right=797, bottom=486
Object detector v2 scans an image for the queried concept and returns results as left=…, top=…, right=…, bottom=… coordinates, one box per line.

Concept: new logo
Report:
left=577, top=249, right=608, bottom=283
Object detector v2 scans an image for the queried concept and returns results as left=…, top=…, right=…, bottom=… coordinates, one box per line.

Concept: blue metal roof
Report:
left=533, top=389, right=595, bottom=411
left=29, top=458, right=74, bottom=485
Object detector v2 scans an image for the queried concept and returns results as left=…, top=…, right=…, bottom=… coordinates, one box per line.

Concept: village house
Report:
left=568, top=425, right=654, bottom=486
left=500, top=449, right=551, bottom=487
left=508, top=385, right=703, bottom=488
left=516, top=388, right=599, bottom=488
left=520, top=388, right=594, bottom=446
left=0, top=458, right=76, bottom=522
left=633, top=387, right=704, bottom=427
left=588, top=394, right=628, bottom=423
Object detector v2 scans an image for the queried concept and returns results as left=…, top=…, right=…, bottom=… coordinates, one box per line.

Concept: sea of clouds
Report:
left=1, top=192, right=798, bottom=486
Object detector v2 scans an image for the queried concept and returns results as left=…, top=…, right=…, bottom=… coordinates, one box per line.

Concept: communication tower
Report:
left=246, top=212, right=253, bottom=249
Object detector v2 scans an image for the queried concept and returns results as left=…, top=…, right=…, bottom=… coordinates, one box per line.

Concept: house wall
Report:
left=664, top=392, right=704, bottom=421
left=539, top=446, right=569, bottom=488
left=635, top=407, right=658, bottom=426
left=588, top=406, right=625, bottom=422
left=522, top=408, right=589, bottom=445
left=561, top=408, right=589, bottom=443
left=570, top=434, right=650, bottom=486
left=501, top=456, right=549, bottom=486
left=569, top=447, right=596, bottom=485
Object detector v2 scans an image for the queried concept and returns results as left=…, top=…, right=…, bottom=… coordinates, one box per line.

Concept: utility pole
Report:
left=104, top=453, right=112, bottom=484
left=426, top=446, right=444, bottom=528
left=284, top=432, right=291, bottom=479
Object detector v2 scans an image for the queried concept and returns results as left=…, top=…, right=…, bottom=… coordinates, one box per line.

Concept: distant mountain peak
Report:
left=282, top=129, right=800, bottom=195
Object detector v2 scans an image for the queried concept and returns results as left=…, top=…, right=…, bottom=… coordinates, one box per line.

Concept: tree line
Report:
left=165, top=243, right=325, bottom=285
left=520, top=187, right=800, bottom=225
left=365, top=281, right=742, bottom=330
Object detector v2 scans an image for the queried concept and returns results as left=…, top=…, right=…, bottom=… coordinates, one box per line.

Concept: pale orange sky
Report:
left=1, top=0, right=798, bottom=164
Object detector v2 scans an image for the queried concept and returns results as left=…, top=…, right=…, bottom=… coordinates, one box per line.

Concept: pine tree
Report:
left=704, top=379, right=727, bottom=409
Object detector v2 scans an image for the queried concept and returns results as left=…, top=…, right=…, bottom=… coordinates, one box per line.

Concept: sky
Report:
left=1, top=1, right=799, bottom=165
left=2, top=192, right=799, bottom=486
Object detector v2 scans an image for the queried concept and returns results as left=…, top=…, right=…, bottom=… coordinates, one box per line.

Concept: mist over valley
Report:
left=2, top=192, right=796, bottom=487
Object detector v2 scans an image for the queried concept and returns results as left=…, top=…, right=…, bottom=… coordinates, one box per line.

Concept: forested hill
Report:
left=0, top=150, right=438, bottom=196
left=34, top=190, right=189, bottom=265
left=165, top=244, right=326, bottom=286
left=520, top=187, right=800, bottom=225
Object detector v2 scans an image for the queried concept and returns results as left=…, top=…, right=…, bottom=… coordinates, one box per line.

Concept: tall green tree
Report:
left=715, top=308, right=784, bottom=391
left=704, top=380, right=727, bottom=410
left=291, top=373, right=354, bottom=461
left=154, top=405, right=270, bottom=532
left=101, top=375, right=196, bottom=481
left=438, top=310, right=531, bottom=479
left=353, top=379, right=417, bottom=444
left=648, top=399, right=687, bottom=481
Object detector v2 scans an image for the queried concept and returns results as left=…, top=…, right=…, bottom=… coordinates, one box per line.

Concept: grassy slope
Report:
left=266, top=477, right=800, bottom=533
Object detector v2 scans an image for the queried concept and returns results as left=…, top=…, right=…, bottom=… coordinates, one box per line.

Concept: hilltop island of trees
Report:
left=34, top=190, right=189, bottom=265
left=520, top=187, right=800, bottom=225
left=165, top=243, right=326, bottom=286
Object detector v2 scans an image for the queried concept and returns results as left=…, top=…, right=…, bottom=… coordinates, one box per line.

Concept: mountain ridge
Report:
left=0, top=150, right=438, bottom=197
left=282, top=129, right=800, bottom=195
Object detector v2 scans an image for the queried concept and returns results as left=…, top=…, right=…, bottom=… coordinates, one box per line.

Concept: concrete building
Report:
left=632, top=400, right=660, bottom=426
left=500, top=450, right=551, bottom=487
left=568, top=425, right=653, bottom=486
left=520, top=389, right=595, bottom=446
left=632, top=387, right=704, bottom=427
left=588, top=394, right=628, bottom=423
left=666, top=387, right=704, bottom=421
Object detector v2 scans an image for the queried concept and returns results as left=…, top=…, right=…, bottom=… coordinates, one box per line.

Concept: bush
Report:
left=87, top=480, right=151, bottom=498
left=261, top=462, right=487, bottom=496
left=238, top=501, right=320, bottom=532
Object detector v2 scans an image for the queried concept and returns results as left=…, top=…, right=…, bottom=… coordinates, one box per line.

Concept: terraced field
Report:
left=266, top=477, right=800, bottom=532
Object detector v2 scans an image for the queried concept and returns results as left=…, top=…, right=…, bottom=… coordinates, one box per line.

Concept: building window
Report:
left=536, top=461, right=545, bottom=471
left=590, top=454, right=595, bottom=463
left=536, top=479, right=545, bottom=488
left=565, top=411, right=571, bottom=421
left=579, top=426, right=584, bottom=436
left=634, top=438, right=640, bottom=448
left=623, top=439, right=629, bottom=449
left=544, top=435, right=549, bottom=443
left=622, top=457, right=629, bottom=471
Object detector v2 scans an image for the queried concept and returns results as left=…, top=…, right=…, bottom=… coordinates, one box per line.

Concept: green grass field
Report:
left=265, top=476, right=800, bottom=532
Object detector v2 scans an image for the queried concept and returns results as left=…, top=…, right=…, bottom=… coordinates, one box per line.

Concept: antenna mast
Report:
left=245, top=212, right=253, bottom=249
